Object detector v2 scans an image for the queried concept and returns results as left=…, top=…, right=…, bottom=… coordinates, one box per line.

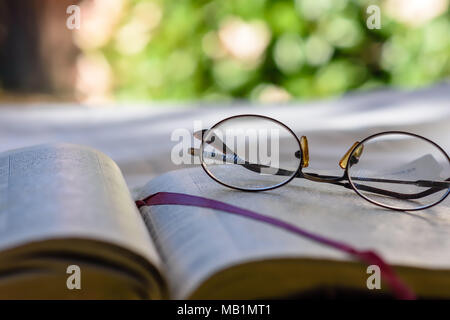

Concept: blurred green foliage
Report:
left=90, top=0, right=450, bottom=102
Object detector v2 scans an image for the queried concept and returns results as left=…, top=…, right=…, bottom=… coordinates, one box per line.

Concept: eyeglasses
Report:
left=189, top=114, right=450, bottom=211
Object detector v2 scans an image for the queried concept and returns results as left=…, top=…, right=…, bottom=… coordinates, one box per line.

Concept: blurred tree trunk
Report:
left=0, top=0, right=80, bottom=98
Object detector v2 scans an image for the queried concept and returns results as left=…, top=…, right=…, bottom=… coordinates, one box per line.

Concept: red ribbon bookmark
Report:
left=136, top=192, right=416, bottom=300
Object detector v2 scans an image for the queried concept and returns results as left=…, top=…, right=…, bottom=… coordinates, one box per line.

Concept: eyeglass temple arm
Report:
left=191, top=131, right=449, bottom=199
left=190, top=146, right=449, bottom=199
left=252, top=160, right=449, bottom=199
left=303, top=172, right=450, bottom=200
left=193, top=129, right=237, bottom=156
left=303, top=170, right=449, bottom=189
left=260, top=162, right=449, bottom=200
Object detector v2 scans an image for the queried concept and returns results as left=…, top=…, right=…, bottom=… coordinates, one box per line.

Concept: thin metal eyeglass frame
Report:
left=194, top=114, right=450, bottom=212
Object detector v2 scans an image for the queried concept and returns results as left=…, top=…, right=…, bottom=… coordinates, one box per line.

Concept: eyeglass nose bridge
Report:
left=295, top=137, right=364, bottom=170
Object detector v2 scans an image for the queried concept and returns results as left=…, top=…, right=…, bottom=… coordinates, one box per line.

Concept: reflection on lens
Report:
left=201, top=115, right=302, bottom=191
left=348, top=133, right=450, bottom=210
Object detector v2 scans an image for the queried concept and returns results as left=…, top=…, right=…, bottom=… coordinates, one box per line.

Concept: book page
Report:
left=138, top=166, right=450, bottom=299
left=0, top=143, right=165, bottom=298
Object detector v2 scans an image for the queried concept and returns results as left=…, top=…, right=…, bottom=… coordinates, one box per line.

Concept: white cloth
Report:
left=1, top=83, right=449, bottom=189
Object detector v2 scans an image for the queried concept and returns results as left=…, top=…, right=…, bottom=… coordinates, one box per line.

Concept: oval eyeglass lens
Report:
left=348, top=133, right=450, bottom=210
left=200, top=116, right=302, bottom=191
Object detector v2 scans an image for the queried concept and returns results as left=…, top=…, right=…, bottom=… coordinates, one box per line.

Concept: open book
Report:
left=1, top=143, right=449, bottom=299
